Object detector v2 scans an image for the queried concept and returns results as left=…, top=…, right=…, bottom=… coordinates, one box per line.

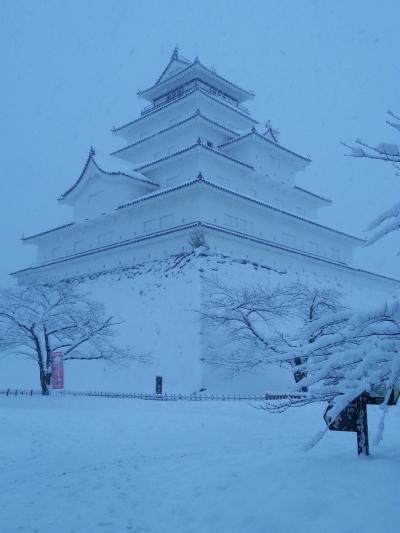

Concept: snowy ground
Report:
left=1, top=396, right=399, bottom=533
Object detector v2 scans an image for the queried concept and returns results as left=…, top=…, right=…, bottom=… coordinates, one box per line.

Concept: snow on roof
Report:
left=294, top=186, right=331, bottom=204
left=155, top=47, right=191, bottom=85
left=117, top=174, right=362, bottom=243
left=58, top=148, right=158, bottom=201
left=15, top=220, right=397, bottom=285
left=112, top=86, right=258, bottom=134
left=22, top=222, right=76, bottom=242
left=134, top=141, right=254, bottom=172
left=219, top=129, right=311, bottom=163
left=138, top=56, right=254, bottom=101
left=111, top=110, right=239, bottom=157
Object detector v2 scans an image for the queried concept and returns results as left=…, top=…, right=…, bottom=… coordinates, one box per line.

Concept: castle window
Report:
left=144, top=219, right=158, bottom=233
left=224, top=214, right=238, bottom=230
left=160, top=214, right=173, bottom=228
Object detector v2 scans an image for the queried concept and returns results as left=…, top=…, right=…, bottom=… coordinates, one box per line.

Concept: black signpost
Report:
left=324, top=393, right=369, bottom=456
left=156, top=376, right=163, bottom=395
left=324, top=388, right=399, bottom=456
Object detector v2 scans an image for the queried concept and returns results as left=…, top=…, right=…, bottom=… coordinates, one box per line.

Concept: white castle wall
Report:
left=72, top=174, right=156, bottom=222
left=30, top=181, right=349, bottom=276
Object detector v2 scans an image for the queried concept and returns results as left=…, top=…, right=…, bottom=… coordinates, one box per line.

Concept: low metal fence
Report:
left=0, top=388, right=304, bottom=401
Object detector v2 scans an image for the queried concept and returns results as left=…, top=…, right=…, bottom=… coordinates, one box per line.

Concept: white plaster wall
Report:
left=34, top=186, right=202, bottom=264
left=138, top=145, right=250, bottom=185
left=28, top=182, right=356, bottom=286
left=197, top=187, right=354, bottom=264
left=72, top=175, right=155, bottom=222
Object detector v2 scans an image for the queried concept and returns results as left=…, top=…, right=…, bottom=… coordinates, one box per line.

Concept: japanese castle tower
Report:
left=14, top=48, right=395, bottom=291
left=11, top=49, right=397, bottom=392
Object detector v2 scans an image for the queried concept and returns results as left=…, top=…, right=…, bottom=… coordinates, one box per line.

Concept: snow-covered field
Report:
left=1, top=395, right=398, bottom=533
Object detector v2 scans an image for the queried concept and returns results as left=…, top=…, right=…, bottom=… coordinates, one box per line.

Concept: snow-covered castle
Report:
left=13, top=48, right=395, bottom=287
left=10, top=49, right=397, bottom=392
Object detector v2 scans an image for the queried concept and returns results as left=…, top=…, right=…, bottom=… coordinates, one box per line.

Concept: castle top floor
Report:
left=137, top=48, right=254, bottom=118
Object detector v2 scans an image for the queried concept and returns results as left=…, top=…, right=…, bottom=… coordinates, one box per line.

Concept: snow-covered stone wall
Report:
left=4, top=250, right=396, bottom=393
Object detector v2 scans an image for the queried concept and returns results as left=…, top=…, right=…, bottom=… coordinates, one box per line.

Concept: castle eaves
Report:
left=112, top=87, right=258, bottom=134
left=111, top=111, right=240, bottom=157
left=219, top=131, right=311, bottom=163
left=13, top=222, right=397, bottom=286
left=134, top=142, right=254, bottom=172
left=138, top=58, right=254, bottom=102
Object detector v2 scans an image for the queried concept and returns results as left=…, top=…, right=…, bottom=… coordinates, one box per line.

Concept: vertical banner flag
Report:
left=51, top=352, right=64, bottom=389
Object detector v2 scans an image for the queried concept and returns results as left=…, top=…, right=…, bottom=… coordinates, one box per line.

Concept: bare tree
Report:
left=0, top=283, right=142, bottom=395
left=202, top=278, right=344, bottom=387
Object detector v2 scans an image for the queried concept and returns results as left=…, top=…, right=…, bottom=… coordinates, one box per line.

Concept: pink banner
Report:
left=51, top=352, right=64, bottom=389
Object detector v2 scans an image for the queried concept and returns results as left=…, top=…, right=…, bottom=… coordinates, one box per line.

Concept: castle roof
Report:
left=134, top=141, right=254, bottom=172
left=16, top=219, right=397, bottom=286
left=155, top=47, right=192, bottom=84
left=22, top=222, right=75, bottom=242
left=117, top=174, right=362, bottom=243
left=112, top=86, right=258, bottom=135
left=111, top=110, right=239, bottom=159
left=219, top=129, right=311, bottom=164
left=58, top=148, right=158, bottom=202
left=138, top=55, right=254, bottom=104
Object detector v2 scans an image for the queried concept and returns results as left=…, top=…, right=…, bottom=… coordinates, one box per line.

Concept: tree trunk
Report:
left=44, top=330, right=52, bottom=386
left=293, top=356, right=308, bottom=392
left=39, top=366, right=49, bottom=395
left=31, top=327, right=50, bottom=395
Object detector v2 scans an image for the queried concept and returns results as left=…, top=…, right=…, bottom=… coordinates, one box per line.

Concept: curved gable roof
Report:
left=59, top=148, right=158, bottom=202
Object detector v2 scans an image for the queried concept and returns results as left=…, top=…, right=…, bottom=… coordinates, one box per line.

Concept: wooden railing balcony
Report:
left=140, top=85, right=250, bottom=117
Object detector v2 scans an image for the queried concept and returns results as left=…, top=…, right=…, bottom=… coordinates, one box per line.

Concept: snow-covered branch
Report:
left=0, top=283, right=145, bottom=394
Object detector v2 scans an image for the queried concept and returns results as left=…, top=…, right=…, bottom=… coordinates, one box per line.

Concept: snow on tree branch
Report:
left=0, top=283, right=147, bottom=394
left=344, top=110, right=400, bottom=246
left=202, top=278, right=344, bottom=386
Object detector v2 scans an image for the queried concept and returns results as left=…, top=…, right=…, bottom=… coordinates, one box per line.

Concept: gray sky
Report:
left=0, top=0, right=399, bottom=286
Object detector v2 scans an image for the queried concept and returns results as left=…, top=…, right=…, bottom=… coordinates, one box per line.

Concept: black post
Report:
left=356, top=394, right=369, bottom=456
left=156, top=376, right=163, bottom=395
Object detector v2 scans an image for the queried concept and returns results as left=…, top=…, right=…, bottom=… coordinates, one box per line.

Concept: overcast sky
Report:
left=0, top=0, right=399, bottom=286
